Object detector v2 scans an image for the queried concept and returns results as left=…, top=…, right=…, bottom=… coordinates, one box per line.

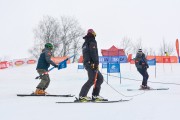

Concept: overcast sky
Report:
left=0, top=0, right=180, bottom=59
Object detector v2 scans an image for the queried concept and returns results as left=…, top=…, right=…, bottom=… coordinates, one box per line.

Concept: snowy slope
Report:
left=0, top=63, right=180, bottom=120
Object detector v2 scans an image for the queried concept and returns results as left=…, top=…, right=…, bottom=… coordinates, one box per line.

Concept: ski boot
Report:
left=92, top=95, right=108, bottom=102
left=32, top=89, right=47, bottom=95
left=77, top=96, right=92, bottom=102
left=140, top=85, right=151, bottom=90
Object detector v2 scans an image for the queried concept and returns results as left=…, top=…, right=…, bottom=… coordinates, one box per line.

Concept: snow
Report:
left=0, top=63, right=180, bottom=120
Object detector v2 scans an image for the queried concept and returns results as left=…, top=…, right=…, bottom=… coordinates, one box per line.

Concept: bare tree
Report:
left=71, top=29, right=84, bottom=63
left=28, top=43, right=41, bottom=59
left=29, top=16, right=61, bottom=58
left=158, top=39, right=174, bottom=56
left=120, top=36, right=132, bottom=55
left=57, top=16, right=84, bottom=61
left=131, top=38, right=143, bottom=54
left=147, top=48, right=155, bottom=56
left=29, top=15, right=84, bottom=61
left=0, top=56, right=10, bottom=61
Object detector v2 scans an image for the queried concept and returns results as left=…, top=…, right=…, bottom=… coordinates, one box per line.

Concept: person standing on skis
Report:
left=33, top=43, right=58, bottom=95
left=135, top=49, right=150, bottom=89
left=78, top=29, right=106, bottom=102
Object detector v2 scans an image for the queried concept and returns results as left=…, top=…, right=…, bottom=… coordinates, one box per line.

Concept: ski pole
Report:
left=35, top=54, right=75, bottom=79
left=35, top=66, right=55, bottom=79
left=93, top=70, right=98, bottom=89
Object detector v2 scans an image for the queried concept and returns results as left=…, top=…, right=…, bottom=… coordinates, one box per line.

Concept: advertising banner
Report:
left=0, top=61, right=8, bottom=69
left=99, top=56, right=127, bottom=63
left=78, top=64, right=84, bottom=69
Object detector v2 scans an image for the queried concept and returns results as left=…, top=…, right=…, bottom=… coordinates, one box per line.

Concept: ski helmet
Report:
left=45, top=43, right=53, bottom=49
left=138, top=49, right=142, bottom=53
left=87, top=29, right=96, bottom=37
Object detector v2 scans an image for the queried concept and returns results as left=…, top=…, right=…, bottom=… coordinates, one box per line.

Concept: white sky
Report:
left=0, top=0, right=180, bottom=59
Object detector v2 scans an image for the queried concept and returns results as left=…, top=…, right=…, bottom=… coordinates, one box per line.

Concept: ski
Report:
left=56, top=99, right=131, bottom=103
left=127, top=88, right=169, bottom=91
left=17, top=94, right=75, bottom=97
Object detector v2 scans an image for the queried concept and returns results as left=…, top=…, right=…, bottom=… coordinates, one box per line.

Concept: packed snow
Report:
left=0, top=63, right=180, bottom=120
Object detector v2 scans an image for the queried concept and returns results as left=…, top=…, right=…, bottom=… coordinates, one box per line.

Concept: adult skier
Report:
left=32, top=43, right=58, bottom=95
left=78, top=29, right=106, bottom=102
left=135, top=49, right=150, bottom=89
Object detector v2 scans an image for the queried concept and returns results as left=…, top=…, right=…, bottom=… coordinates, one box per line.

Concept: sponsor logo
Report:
left=27, top=60, right=36, bottom=64
left=15, top=60, right=25, bottom=66
left=0, top=63, right=8, bottom=69
left=111, top=65, right=116, bottom=69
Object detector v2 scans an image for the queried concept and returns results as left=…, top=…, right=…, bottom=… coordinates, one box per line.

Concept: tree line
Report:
left=29, top=15, right=85, bottom=63
left=28, top=15, right=175, bottom=63
left=119, top=37, right=174, bottom=56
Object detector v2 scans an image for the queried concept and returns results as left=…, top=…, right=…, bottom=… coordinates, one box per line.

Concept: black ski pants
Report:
left=79, top=68, right=103, bottom=97
left=137, top=68, right=149, bottom=86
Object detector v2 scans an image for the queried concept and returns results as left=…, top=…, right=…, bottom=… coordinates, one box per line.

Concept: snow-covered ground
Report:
left=0, top=63, right=180, bottom=120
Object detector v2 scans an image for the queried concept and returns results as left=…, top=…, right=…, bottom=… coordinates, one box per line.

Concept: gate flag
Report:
left=176, top=39, right=179, bottom=63
left=176, top=39, right=179, bottom=57
left=147, top=58, right=156, bottom=66
left=107, top=63, right=121, bottom=84
left=147, top=58, right=157, bottom=78
left=58, top=60, right=67, bottom=69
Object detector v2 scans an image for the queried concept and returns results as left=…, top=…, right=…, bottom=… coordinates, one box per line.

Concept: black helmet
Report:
left=45, top=43, right=53, bottom=49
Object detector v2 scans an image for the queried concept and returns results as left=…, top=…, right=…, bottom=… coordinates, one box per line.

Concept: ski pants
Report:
left=137, top=68, right=149, bottom=86
left=79, top=68, right=104, bottom=97
left=36, top=69, right=50, bottom=90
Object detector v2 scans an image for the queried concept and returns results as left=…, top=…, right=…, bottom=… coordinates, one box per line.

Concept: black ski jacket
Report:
left=82, top=35, right=99, bottom=69
left=135, top=52, right=149, bottom=69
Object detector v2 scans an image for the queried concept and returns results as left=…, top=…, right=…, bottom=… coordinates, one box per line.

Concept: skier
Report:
left=32, top=43, right=58, bottom=95
left=78, top=29, right=106, bottom=102
left=164, top=52, right=169, bottom=56
left=135, top=49, right=150, bottom=89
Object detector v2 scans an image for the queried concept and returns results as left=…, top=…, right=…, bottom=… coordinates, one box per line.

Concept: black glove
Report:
left=147, top=65, right=149, bottom=68
left=54, top=64, right=58, bottom=68
left=91, top=64, right=99, bottom=70
left=144, top=65, right=149, bottom=69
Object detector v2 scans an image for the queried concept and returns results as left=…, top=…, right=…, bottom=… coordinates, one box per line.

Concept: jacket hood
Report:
left=83, top=34, right=96, bottom=42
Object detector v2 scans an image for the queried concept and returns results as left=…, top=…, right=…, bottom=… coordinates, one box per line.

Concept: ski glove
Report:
left=147, top=65, right=149, bottom=68
left=54, top=64, right=58, bottom=68
left=144, top=64, right=149, bottom=69
left=91, top=63, right=99, bottom=70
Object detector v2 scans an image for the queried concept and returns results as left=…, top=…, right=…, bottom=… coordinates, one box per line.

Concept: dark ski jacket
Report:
left=36, top=48, right=57, bottom=71
left=82, top=35, right=99, bottom=69
left=135, top=52, right=149, bottom=69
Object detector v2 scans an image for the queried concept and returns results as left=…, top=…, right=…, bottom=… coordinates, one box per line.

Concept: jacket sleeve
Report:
left=89, top=42, right=99, bottom=65
left=142, top=54, right=148, bottom=63
left=44, top=51, right=57, bottom=67
left=134, top=54, right=139, bottom=67
left=142, top=54, right=149, bottom=67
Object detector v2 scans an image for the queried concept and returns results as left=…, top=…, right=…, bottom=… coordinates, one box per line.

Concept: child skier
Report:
left=32, top=43, right=58, bottom=95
